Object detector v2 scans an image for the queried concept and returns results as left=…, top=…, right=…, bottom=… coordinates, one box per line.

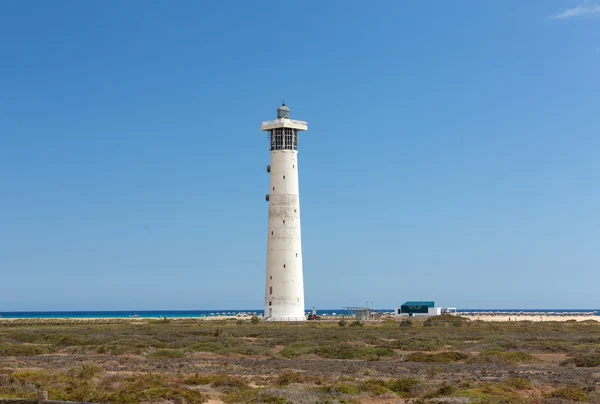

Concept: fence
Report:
left=0, top=391, right=188, bottom=404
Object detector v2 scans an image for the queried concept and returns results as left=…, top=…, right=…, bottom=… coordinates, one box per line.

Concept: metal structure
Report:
left=346, top=306, right=374, bottom=320
left=261, top=103, right=308, bottom=321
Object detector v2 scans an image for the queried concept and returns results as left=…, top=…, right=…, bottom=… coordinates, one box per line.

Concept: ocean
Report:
left=0, top=309, right=597, bottom=319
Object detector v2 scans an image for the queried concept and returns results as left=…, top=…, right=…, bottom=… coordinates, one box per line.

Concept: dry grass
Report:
left=1, top=317, right=599, bottom=402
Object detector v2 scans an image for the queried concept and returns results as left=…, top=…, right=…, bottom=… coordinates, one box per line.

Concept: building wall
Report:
left=265, top=150, right=305, bottom=320
left=428, top=307, right=442, bottom=316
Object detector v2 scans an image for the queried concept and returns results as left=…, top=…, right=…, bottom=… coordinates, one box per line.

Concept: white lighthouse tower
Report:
left=260, top=103, right=307, bottom=321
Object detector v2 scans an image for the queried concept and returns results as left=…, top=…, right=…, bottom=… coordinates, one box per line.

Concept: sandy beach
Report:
left=461, top=314, right=598, bottom=322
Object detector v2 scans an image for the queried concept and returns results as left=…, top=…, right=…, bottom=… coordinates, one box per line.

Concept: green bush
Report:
left=549, top=387, right=589, bottom=401
left=357, top=379, right=390, bottom=395
left=275, top=372, right=324, bottom=386
left=404, top=351, right=469, bottom=363
left=338, top=319, right=347, bottom=327
left=456, top=383, right=521, bottom=402
left=436, top=382, right=457, bottom=396
left=185, top=374, right=248, bottom=392
left=390, top=336, right=445, bottom=351
left=280, top=342, right=395, bottom=360
left=279, top=343, right=317, bottom=358
left=68, top=364, right=102, bottom=380
left=0, top=343, right=53, bottom=356
left=148, top=318, right=171, bottom=324
left=1, top=368, right=205, bottom=404
left=315, top=344, right=395, bottom=360
left=505, top=377, right=531, bottom=390
left=468, top=350, right=536, bottom=365
left=251, top=316, right=260, bottom=325
left=319, top=383, right=359, bottom=395
left=561, top=353, right=600, bottom=367
left=388, top=377, right=419, bottom=395
left=147, top=349, right=185, bottom=359
left=224, top=389, right=287, bottom=404
left=349, top=320, right=363, bottom=327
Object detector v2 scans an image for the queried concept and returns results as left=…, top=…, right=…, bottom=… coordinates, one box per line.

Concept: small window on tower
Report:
left=270, top=276, right=272, bottom=280
left=293, top=165, right=295, bottom=168
left=294, top=209, right=296, bottom=213
left=271, top=231, right=273, bottom=235
left=296, top=253, right=298, bottom=257
left=283, top=220, right=285, bottom=224
left=269, top=301, right=272, bottom=306
left=273, top=187, right=275, bottom=191
left=283, top=175, right=285, bottom=179
left=283, top=264, right=286, bottom=268
left=270, top=286, right=272, bottom=295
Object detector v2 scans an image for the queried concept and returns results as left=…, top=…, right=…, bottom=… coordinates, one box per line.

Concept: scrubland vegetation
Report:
left=1, top=315, right=600, bottom=403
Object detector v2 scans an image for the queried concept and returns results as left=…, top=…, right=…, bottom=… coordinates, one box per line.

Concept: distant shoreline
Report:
left=461, top=314, right=598, bottom=322
left=0, top=313, right=598, bottom=323
left=0, top=308, right=597, bottom=318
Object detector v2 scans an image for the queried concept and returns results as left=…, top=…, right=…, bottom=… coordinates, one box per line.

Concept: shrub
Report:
left=391, top=336, right=445, bottom=351
left=349, top=320, right=363, bottom=327
left=211, top=375, right=247, bottom=390
left=315, top=344, right=360, bottom=359
left=338, top=319, right=347, bottom=327
left=505, top=377, right=531, bottom=390
left=251, top=316, right=260, bottom=325
left=561, top=353, right=600, bottom=368
left=68, top=364, right=102, bottom=380
left=0, top=343, right=53, bottom=356
left=279, top=343, right=316, bottom=358
left=185, top=374, right=247, bottom=390
left=147, top=349, right=185, bottom=359
left=456, top=383, right=521, bottom=402
left=468, top=350, right=535, bottom=365
left=276, top=372, right=312, bottom=386
left=224, top=389, right=287, bottom=404
left=314, top=344, right=395, bottom=360
left=280, top=342, right=394, bottom=360
left=148, top=318, right=171, bottom=324
left=404, top=351, right=469, bottom=363
left=436, top=382, right=457, bottom=396
left=388, top=377, right=419, bottom=395
left=549, top=387, right=589, bottom=401
left=139, top=387, right=203, bottom=403
left=399, top=319, right=412, bottom=328
left=328, top=383, right=359, bottom=395
left=425, top=364, right=442, bottom=378
left=357, top=379, right=390, bottom=395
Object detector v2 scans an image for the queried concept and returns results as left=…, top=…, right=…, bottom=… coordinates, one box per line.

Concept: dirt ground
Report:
left=1, top=317, right=600, bottom=403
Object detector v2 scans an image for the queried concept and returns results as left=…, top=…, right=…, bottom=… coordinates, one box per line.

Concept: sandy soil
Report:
left=462, top=315, right=598, bottom=322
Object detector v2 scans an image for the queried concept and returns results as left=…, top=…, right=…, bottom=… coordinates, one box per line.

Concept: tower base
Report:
left=264, top=316, right=306, bottom=322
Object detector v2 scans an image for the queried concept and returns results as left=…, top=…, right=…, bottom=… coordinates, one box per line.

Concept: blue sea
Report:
left=0, top=309, right=597, bottom=319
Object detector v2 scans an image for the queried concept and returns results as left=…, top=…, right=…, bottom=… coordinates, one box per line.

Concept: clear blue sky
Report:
left=1, top=1, right=598, bottom=311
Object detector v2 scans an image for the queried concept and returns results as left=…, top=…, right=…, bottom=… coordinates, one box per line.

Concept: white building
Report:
left=260, top=103, right=307, bottom=321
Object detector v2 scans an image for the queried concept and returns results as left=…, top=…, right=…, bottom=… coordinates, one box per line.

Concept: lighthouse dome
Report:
left=277, top=102, right=290, bottom=119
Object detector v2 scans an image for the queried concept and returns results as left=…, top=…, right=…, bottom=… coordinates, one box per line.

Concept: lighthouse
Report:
left=260, top=103, right=307, bottom=321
